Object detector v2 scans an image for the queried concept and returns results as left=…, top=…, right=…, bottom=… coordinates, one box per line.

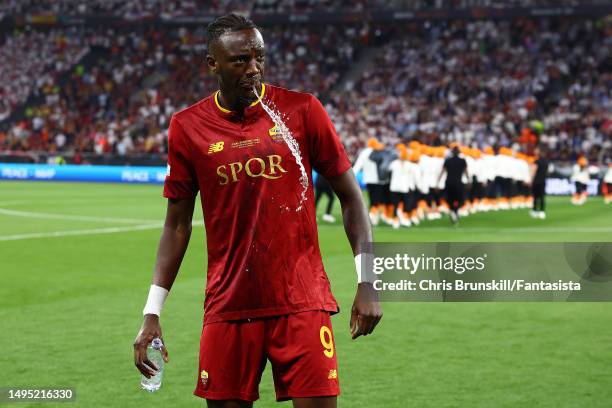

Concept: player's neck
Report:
left=218, top=89, right=257, bottom=116
left=217, top=89, right=240, bottom=113
left=217, top=83, right=264, bottom=116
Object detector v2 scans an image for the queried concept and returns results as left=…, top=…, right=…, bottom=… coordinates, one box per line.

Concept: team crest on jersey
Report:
left=200, top=370, right=209, bottom=387
left=269, top=125, right=280, bottom=136
left=328, top=369, right=338, bottom=380
left=268, top=125, right=283, bottom=143
left=208, top=141, right=224, bottom=154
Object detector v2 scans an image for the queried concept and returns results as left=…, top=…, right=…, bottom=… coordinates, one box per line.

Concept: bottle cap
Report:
left=151, top=338, right=163, bottom=350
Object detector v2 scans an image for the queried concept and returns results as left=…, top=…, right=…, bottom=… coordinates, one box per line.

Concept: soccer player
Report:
left=388, top=144, right=411, bottom=228
left=571, top=157, right=590, bottom=205
left=416, top=145, right=434, bottom=220
left=604, top=163, right=612, bottom=205
left=369, top=145, right=397, bottom=225
left=472, top=148, right=487, bottom=213
left=481, top=146, right=497, bottom=211
left=133, top=14, right=382, bottom=408
left=437, top=145, right=468, bottom=225
left=353, top=138, right=385, bottom=225
left=529, top=147, right=549, bottom=219
left=406, top=148, right=422, bottom=225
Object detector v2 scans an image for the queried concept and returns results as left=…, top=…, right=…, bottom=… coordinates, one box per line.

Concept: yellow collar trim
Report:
left=214, top=83, right=266, bottom=113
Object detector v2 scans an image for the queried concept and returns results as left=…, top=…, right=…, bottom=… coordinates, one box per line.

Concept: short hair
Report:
left=206, top=13, right=258, bottom=52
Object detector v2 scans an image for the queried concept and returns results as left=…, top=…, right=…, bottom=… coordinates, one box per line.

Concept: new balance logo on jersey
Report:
left=208, top=141, right=224, bottom=154
left=216, top=154, right=288, bottom=185
left=328, top=369, right=338, bottom=380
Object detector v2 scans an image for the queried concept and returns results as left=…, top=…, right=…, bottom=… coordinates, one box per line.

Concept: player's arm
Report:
left=134, top=196, right=196, bottom=378
left=529, top=163, right=537, bottom=185
left=436, top=162, right=447, bottom=187
left=352, top=149, right=366, bottom=173
left=151, top=197, right=196, bottom=288
left=327, top=169, right=382, bottom=339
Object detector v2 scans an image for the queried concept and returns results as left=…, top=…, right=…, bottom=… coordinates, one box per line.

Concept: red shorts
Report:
left=193, top=310, right=340, bottom=402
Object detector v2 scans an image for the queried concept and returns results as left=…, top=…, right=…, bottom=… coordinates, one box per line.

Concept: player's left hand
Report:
left=350, top=283, right=382, bottom=339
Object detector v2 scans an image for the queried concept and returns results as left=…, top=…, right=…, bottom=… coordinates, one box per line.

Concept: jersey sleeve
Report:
left=352, top=148, right=369, bottom=173
left=163, top=115, right=199, bottom=199
left=305, top=95, right=352, bottom=179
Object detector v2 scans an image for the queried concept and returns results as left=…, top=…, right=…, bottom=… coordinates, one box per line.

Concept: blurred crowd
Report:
left=0, top=24, right=364, bottom=155
left=0, top=28, right=90, bottom=122
left=327, top=18, right=611, bottom=163
left=1, top=0, right=607, bottom=17
left=0, top=16, right=610, bottom=165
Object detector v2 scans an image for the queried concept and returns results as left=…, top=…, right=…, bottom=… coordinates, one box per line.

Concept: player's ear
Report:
left=206, top=54, right=218, bottom=74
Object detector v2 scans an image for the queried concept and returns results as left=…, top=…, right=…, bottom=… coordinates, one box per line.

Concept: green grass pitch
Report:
left=1, top=181, right=611, bottom=407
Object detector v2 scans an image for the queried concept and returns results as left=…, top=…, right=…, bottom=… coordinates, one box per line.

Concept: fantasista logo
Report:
left=216, top=154, right=288, bottom=185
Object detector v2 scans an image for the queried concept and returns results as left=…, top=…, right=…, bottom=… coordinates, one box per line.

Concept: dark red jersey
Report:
left=163, top=84, right=351, bottom=324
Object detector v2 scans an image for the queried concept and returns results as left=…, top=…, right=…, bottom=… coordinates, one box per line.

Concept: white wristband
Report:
left=355, top=253, right=375, bottom=284
left=143, top=284, right=169, bottom=316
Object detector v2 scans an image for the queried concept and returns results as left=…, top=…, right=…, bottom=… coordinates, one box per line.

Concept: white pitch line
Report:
left=0, top=220, right=204, bottom=242
left=0, top=200, right=26, bottom=206
left=0, top=223, right=162, bottom=241
left=0, top=207, right=159, bottom=224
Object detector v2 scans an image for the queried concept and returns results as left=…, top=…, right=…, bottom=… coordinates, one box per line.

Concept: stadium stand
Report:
left=0, top=1, right=609, bottom=169
left=328, top=18, right=611, bottom=163
left=0, top=24, right=366, bottom=156
left=0, top=28, right=91, bottom=121
left=2, top=0, right=611, bottom=16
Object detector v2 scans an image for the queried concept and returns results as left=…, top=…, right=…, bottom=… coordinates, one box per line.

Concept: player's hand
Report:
left=133, top=314, right=169, bottom=378
left=350, top=283, right=383, bottom=339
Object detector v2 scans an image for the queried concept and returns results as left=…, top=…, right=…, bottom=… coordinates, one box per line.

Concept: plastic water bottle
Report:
left=140, top=338, right=164, bottom=392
